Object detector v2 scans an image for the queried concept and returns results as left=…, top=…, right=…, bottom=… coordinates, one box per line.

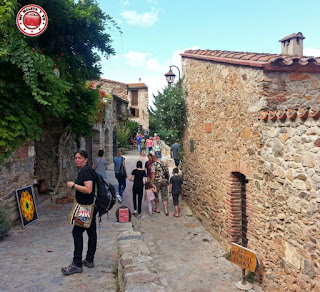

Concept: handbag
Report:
left=68, top=200, right=95, bottom=228
left=119, top=158, right=126, bottom=178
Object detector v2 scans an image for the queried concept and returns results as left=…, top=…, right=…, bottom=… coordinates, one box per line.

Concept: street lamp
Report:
left=164, top=65, right=180, bottom=85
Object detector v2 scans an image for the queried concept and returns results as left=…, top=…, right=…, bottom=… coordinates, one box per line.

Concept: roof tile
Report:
left=181, top=49, right=320, bottom=72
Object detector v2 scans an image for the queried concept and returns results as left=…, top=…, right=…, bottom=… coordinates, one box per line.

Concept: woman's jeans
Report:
left=115, top=173, right=126, bottom=198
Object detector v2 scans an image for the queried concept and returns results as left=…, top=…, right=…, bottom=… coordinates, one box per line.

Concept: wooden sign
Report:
left=230, top=243, right=259, bottom=273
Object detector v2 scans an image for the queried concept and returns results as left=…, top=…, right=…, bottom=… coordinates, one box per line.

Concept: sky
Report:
left=96, top=0, right=320, bottom=107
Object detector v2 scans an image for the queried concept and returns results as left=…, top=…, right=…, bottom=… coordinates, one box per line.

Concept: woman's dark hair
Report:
left=145, top=181, right=153, bottom=190
left=98, top=149, right=104, bottom=157
left=136, top=160, right=143, bottom=168
left=74, top=150, right=88, bottom=159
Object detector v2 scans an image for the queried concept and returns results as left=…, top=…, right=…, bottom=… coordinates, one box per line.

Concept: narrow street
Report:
left=0, top=149, right=263, bottom=292
left=123, top=149, right=263, bottom=292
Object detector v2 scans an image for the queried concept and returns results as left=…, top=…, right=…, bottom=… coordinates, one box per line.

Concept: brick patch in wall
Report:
left=19, top=146, right=29, bottom=159
left=204, top=122, right=212, bottom=133
left=226, top=172, right=248, bottom=247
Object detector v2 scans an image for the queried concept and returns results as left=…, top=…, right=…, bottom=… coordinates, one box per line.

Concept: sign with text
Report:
left=230, top=243, right=259, bottom=273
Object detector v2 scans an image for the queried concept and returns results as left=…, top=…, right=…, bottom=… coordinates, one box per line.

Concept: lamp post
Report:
left=164, top=65, right=180, bottom=85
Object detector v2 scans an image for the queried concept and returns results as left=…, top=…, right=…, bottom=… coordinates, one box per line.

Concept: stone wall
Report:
left=94, top=79, right=149, bottom=130
left=182, top=57, right=320, bottom=291
left=97, top=79, right=128, bottom=100
left=0, top=143, right=35, bottom=222
left=35, top=124, right=77, bottom=194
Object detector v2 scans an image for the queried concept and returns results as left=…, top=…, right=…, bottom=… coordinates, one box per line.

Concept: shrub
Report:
left=117, top=126, right=130, bottom=148
left=125, top=119, right=140, bottom=137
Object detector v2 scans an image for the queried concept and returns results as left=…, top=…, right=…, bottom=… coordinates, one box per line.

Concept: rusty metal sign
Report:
left=230, top=243, right=259, bottom=273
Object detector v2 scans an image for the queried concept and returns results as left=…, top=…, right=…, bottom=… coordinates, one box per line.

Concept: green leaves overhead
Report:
left=0, top=0, right=119, bottom=161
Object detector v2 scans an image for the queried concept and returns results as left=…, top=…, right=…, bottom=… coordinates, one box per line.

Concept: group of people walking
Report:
left=61, top=138, right=182, bottom=276
left=113, top=147, right=183, bottom=219
left=134, top=132, right=163, bottom=158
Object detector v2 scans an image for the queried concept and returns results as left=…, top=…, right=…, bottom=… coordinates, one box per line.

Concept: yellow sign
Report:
left=230, top=243, right=259, bottom=273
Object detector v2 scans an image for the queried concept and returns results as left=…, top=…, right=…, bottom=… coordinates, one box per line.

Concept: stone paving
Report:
left=120, top=149, right=264, bottom=292
left=0, top=149, right=264, bottom=292
left=0, top=166, right=127, bottom=292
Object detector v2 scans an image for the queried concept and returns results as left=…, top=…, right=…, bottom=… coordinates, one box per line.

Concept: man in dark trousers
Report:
left=170, top=139, right=181, bottom=167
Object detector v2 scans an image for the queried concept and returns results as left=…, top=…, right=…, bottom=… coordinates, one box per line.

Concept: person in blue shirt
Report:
left=136, top=133, right=143, bottom=156
left=92, top=150, right=108, bottom=182
left=113, top=150, right=127, bottom=202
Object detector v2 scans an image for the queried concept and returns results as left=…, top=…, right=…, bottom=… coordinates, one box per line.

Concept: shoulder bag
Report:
left=68, top=199, right=95, bottom=228
left=119, top=157, right=127, bottom=178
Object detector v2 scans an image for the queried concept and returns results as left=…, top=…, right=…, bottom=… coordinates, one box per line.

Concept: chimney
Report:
left=279, top=32, right=305, bottom=56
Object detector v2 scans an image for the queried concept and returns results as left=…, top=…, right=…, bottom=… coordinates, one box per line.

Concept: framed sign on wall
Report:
left=16, top=186, right=38, bottom=228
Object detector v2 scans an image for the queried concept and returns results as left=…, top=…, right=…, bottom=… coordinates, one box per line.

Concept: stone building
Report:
left=91, top=79, right=149, bottom=157
left=0, top=143, right=37, bottom=222
left=95, top=79, right=149, bottom=130
left=181, top=33, right=320, bottom=291
left=88, top=79, right=129, bottom=163
left=127, top=82, right=149, bottom=130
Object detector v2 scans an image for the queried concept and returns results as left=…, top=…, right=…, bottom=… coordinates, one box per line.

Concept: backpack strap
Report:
left=94, top=157, right=103, bottom=170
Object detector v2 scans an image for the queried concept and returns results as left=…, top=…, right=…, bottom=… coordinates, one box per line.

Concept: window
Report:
left=131, top=90, right=138, bottom=106
left=130, top=108, right=139, bottom=117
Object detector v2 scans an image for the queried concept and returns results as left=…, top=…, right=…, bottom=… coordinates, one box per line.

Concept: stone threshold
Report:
left=117, top=226, right=166, bottom=292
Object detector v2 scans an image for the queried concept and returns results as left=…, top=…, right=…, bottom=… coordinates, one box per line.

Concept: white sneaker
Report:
left=116, top=194, right=123, bottom=203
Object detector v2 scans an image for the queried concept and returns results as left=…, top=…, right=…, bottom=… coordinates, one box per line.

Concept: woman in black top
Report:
left=61, top=150, right=96, bottom=276
left=129, top=160, right=146, bottom=218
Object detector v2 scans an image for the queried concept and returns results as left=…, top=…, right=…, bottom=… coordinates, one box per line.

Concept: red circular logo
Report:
left=16, top=4, right=48, bottom=37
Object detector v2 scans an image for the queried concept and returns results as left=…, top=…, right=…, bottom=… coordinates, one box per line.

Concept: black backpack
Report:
left=94, top=171, right=116, bottom=221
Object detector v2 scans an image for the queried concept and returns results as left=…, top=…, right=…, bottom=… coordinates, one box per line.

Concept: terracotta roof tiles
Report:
left=128, top=83, right=148, bottom=89
left=181, top=49, right=320, bottom=72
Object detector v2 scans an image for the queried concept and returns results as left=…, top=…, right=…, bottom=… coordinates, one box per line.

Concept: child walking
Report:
left=144, top=181, right=156, bottom=216
left=129, top=161, right=147, bottom=218
left=169, top=168, right=183, bottom=217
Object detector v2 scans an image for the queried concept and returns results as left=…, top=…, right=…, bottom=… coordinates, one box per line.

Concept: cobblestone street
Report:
left=0, top=149, right=263, bottom=291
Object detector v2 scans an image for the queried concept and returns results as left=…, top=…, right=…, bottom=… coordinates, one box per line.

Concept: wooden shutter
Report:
left=131, top=90, right=138, bottom=105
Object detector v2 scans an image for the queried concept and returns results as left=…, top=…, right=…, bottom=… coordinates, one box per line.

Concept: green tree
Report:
left=0, top=0, right=120, bottom=162
left=125, top=119, right=140, bottom=138
left=149, top=79, right=187, bottom=145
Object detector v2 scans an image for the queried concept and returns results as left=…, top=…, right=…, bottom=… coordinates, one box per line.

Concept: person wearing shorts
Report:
left=169, top=167, right=183, bottom=217
left=151, top=154, right=169, bottom=215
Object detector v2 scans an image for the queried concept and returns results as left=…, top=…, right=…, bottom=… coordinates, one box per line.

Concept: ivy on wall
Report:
left=0, top=0, right=121, bottom=161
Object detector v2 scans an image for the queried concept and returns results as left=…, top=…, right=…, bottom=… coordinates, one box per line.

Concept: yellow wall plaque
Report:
left=230, top=243, right=259, bottom=273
